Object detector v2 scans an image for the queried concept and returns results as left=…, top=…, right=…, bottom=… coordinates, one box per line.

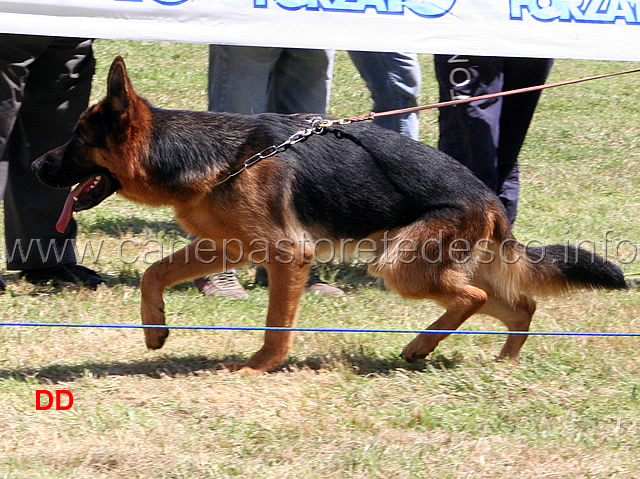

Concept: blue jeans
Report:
left=348, top=51, right=422, bottom=140
left=208, top=45, right=334, bottom=115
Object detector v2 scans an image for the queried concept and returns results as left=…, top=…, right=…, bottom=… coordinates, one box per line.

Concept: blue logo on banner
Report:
left=115, top=0, right=190, bottom=5
left=510, top=0, right=639, bottom=25
left=254, top=0, right=456, bottom=18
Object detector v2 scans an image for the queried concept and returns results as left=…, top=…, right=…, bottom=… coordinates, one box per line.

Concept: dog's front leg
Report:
left=233, top=260, right=310, bottom=375
left=141, top=240, right=225, bottom=350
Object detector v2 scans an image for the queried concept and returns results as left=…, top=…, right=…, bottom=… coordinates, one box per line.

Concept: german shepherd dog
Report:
left=33, top=57, right=627, bottom=374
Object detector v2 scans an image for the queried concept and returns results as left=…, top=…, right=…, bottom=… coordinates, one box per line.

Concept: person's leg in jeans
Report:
left=209, top=46, right=334, bottom=116
left=204, top=46, right=341, bottom=297
left=348, top=51, right=422, bottom=140
left=208, top=45, right=282, bottom=114
left=204, top=45, right=284, bottom=298
left=267, top=48, right=342, bottom=295
left=269, top=48, right=334, bottom=115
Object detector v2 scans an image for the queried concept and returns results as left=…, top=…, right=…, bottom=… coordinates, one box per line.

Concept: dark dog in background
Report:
left=32, top=57, right=626, bottom=374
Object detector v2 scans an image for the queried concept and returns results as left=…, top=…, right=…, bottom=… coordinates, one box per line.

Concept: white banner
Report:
left=0, top=0, right=639, bottom=61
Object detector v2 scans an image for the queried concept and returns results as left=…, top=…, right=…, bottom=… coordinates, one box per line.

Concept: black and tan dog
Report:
left=33, top=57, right=626, bottom=374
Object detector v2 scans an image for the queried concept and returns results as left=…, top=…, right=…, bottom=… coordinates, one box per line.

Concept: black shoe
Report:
left=21, top=264, right=106, bottom=290
left=0, top=278, right=5, bottom=292
left=254, top=266, right=269, bottom=287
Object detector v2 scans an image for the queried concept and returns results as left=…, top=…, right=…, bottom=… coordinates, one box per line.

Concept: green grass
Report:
left=0, top=41, right=639, bottom=478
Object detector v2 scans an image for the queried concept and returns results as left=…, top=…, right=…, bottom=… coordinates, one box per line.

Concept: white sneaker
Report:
left=194, top=272, right=249, bottom=299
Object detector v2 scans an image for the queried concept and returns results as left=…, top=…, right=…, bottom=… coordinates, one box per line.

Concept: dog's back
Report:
left=285, top=117, right=495, bottom=240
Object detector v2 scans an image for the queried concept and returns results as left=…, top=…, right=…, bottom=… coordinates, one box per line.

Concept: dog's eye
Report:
left=77, top=135, right=87, bottom=146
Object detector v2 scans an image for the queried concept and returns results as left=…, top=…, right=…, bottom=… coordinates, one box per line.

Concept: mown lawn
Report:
left=0, top=41, right=639, bottom=478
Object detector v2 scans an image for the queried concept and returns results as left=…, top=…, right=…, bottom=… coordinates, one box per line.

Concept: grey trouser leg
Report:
left=208, top=45, right=333, bottom=115
left=348, top=51, right=422, bottom=140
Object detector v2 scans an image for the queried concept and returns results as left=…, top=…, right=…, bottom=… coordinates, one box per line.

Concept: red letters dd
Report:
left=36, top=390, right=74, bottom=410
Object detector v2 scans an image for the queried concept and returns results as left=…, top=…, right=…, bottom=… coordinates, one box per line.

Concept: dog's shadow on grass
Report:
left=0, top=353, right=462, bottom=384
left=284, top=352, right=463, bottom=376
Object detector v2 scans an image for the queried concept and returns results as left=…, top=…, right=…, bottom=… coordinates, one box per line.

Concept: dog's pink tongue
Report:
left=56, top=177, right=97, bottom=233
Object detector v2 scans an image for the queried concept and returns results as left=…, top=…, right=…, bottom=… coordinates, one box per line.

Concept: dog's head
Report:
left=32, top=56, right=147, bottom=233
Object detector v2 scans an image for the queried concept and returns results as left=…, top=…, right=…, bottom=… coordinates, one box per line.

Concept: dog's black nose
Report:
left=31, top=154, right=56, bottom=186
left=32, top=156, right=45, bottom=174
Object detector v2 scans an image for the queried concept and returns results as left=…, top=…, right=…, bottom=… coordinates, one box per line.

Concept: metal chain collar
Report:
left=214, top=116, right=326, bottom=187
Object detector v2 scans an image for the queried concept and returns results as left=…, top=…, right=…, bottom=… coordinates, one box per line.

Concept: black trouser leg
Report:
left=1, top=35, right=94, bottom=270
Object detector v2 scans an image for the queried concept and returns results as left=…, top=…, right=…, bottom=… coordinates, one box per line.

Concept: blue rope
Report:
left=1, top=321, right=639, bottom=337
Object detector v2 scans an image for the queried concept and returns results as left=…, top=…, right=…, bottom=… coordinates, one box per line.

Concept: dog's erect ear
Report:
left=107, top=56, right=135, bottom=114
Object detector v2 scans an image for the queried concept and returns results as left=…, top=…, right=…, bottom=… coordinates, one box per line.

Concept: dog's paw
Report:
left=495, top=353, right=519, bottom=366
left=144, top=327, right=169, bottom=350
left=400, top=348, right=428, bottom=362
left=401, top=335, right=436, bottom=362
left=236, top=366, right=264, bottom=376
left=400, top=350, right=428, bottom=362
left=141, top=302, right=169, bottom=349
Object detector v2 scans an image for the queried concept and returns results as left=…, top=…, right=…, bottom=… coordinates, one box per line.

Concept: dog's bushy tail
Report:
left=487, top=214, right=627, bottom=304
left=523, top=244, right=627, bottom=290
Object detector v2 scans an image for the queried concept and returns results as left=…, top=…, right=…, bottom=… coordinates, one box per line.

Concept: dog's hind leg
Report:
left=372, top=222, right=490, bottom=362
left=400, top=285, right=488, bottom=361
left=478, top=295, right=536, bottom=364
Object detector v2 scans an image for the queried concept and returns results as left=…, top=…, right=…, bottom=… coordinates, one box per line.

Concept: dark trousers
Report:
left=0, top=35, right=94, bottom=269
left=434, top=55, right=553, bottom=227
